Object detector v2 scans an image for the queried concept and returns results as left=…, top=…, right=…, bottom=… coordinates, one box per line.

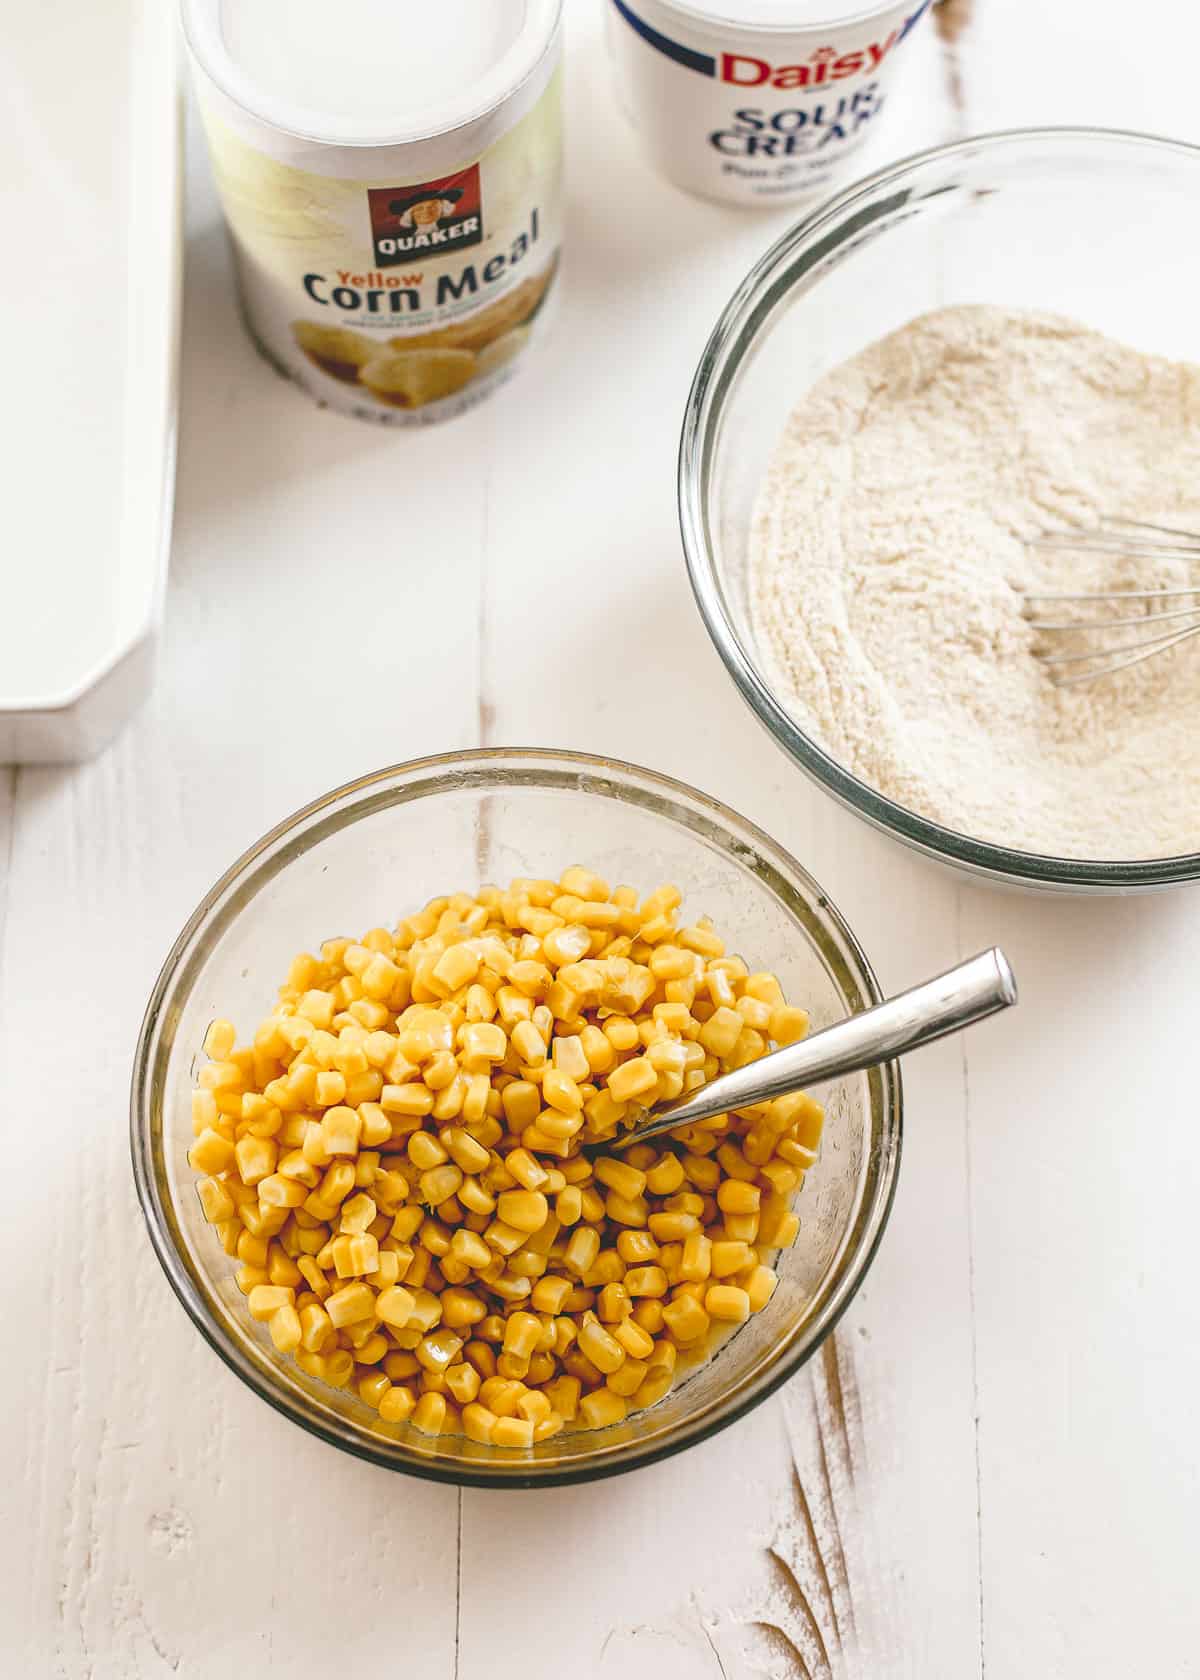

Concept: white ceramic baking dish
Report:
left=0, top=0, right=181, bottom=763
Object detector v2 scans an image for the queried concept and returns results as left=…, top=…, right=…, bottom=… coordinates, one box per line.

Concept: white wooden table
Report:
left=5, top=1, right=1199, bottom=1673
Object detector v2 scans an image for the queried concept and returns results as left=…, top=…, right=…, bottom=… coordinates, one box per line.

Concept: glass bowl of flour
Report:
left=680, top=128, right=1200, bottom=892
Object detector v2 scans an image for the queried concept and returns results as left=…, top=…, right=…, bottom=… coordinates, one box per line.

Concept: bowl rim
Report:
left=130, top=746, right=902, bottom=1486
left=679, top=124, right=1200, bottom=891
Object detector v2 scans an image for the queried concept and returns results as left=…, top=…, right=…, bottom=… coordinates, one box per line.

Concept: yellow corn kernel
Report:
left=449, top=1228, right=491, bottom=1270
left=601, top=1193, right=645, bottom=1230
left=478, top=1375, right=523, bottom=1416
left=188, top=1129, right=235, bottom=1175
left=411, top=1391, right=448, bottom=1435
left=268, top=1244, right=303, bottom=1288
left=709, top=1240, right=754, bottom=1278
left=416, top=1328, right=464, bottom=1373
left=331, top=1232, right=379, bottom=1278
left=769, top=1004, right=810, bottom=1046
left=502, top=1311, right=542, bottom=1361
left=192, top=1088, right=220, bottom=1135
left=312, top=1070, right=344, bottom=1107
left=579, top=1389, right=627, bottom=1430
left=723, top=1212, right=760, bottom=1243
left=593, top=1157, right=647, bottom=1201
left=462, top=1402, right=498, bottom=1444
left=662, top=1294, right=710, bottom=1344
left=647, top=1210, right=699, bottom=1242
left=325, top=1281, right=376, bottom=1328
left=196, top=1176, right=235, bottom=1224
left=299, top=1301, right=333, bottom=1352
left=338, top=1191, right=376, bottom=1234
left=618, top=1263, right=666, bottom=1299
left=458, top=1177, right=495, bottom=1218
left=440, top=1288, right=487, bottom=1332
left=564, top=1226, right=601, bottom=1276
left=391, top=1204, right=424, bottom=1244
left=611, top=1316, right=653, bottom=1360
left=203, top=1018, right=237, bottom=1061
left=460, top=1022, right=507, bottom=1068
left=697, top=1006, right=742, bottom=1059
left=594, top=1281, right=628, bottom=1322
left=505, top=1148, right=549, bottom=1192
left=356, top=1371, right=390, bottom=1410
left=406, top=1132, right=448, bottom=1173
left=418, top=1217, right=452, bottom=1258
left=759, top=1160, right=801, bottom=1197
left=376, top=1385, right=415, bottom=1424
left=776, top=1137, right=818, bottom=1172
left=540, top=1069, right=582, bottom=1115
left=542, top=924, right=592, bottom=969
left=760, top=1206, right=800, bottom=1249
left=247, top=1284, right=294, bottom=1322
left=382, top=1084, right=436, bottom=1119
left=602, top=1016, right=640, bottom=1054
left=678, top=1231, right=712, bottom=1283
left=631, top=1299, right=665, bottom=1336
left=419, top=1163, right=464, bottom=1208
left=607, top=1056, right=657, bottom=1103
left=430, top=943, right=479, bottom=995
left=706, top=1284, right=751, bottom=1323
left=495, top=1190, right=548, bottom=1234
left=606, top=1356, right=649, bottom=1398
left=634, top=1366, right=674, bottom=1410
left=744, top=1264, right=778, bottom=1312
left=489, top=1274, right=533, bottom=1306
left=442, top=1127, right=491, bottom=1174
left=570, top=1024, right=611, bottom=1077
left=641, top=1154, right=684, bottom=1199
left=484, top=1219, right=526, bottom=1257
left=717, top=1179, right=761, bottom=1215
left=574, top=1310, right=621, bottom=1377
left=444, top=1362, right=482, bottom=1405
left=514, top=1389, right=552, bottom=1426
left=258, top=1173, right=308, bottom=1209
left=681, top=1152, right=721, bottom=1192
left=493, top=1414, right=535, bottom=1448
left=613, top=1230, right=656, bottom=1266
left=315, top=1106, right=358, bottom=1158
left=550, top=1032, right=589, bottom=1082
left=268, top=1302, right=302, bottom=1353
left=531, top=1274, right=572, bottom=1314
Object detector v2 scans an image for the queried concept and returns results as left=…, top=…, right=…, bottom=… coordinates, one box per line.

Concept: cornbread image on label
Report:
left=184, top=0, right=563, bottom=424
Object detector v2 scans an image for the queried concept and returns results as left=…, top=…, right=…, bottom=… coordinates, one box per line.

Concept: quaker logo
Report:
left=367, top=165, right=483, bottom=267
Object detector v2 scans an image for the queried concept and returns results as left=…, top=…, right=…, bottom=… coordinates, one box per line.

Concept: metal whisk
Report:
left=1023, top=518, right=1200, bottom=686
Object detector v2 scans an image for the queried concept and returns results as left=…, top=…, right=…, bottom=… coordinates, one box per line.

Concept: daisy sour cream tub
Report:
left=605, top=0, right=932, bottom=206
left=183, top=0, right=563, bottom=424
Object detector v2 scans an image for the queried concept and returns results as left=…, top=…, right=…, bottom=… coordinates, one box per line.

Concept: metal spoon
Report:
left=600, top=948, right=1017, bottom=1154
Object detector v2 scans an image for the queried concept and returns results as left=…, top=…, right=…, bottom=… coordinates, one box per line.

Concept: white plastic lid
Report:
left=656, top=0, right=908, bottom=30
left=184, top=0, right=562, bottom=147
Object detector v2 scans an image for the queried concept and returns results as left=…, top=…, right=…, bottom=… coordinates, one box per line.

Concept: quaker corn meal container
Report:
left=183, top=0, right=563, bottom=424
left=605, top=0, right=932, bottom=207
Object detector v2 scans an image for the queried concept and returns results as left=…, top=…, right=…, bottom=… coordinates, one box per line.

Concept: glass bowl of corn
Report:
left=131, top=749, right=900, bottom=1485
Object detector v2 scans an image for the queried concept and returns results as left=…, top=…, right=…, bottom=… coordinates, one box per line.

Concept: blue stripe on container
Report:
left=609, top=0, right=717, bottom=77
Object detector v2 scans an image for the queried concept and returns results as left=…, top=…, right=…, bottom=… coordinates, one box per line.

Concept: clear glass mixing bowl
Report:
left=680, top=128, right=1200, bottom=892
left=131, top=750, right=900, bottom=1485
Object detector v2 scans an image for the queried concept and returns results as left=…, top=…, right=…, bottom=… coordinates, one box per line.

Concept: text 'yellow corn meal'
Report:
left=187, top=871, right=823, bottom=1445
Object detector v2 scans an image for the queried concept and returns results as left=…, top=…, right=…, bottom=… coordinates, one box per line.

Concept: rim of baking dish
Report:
left=131, top=748, right=902, bottom=1486
left=679, top=126, right=1200, bottom=892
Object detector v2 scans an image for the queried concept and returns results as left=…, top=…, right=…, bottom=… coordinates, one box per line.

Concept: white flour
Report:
left=749, top=305, right=1200, bottom=860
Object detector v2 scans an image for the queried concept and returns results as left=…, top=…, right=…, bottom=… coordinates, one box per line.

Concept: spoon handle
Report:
left=602, top=948, right=1017, bottom=1154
